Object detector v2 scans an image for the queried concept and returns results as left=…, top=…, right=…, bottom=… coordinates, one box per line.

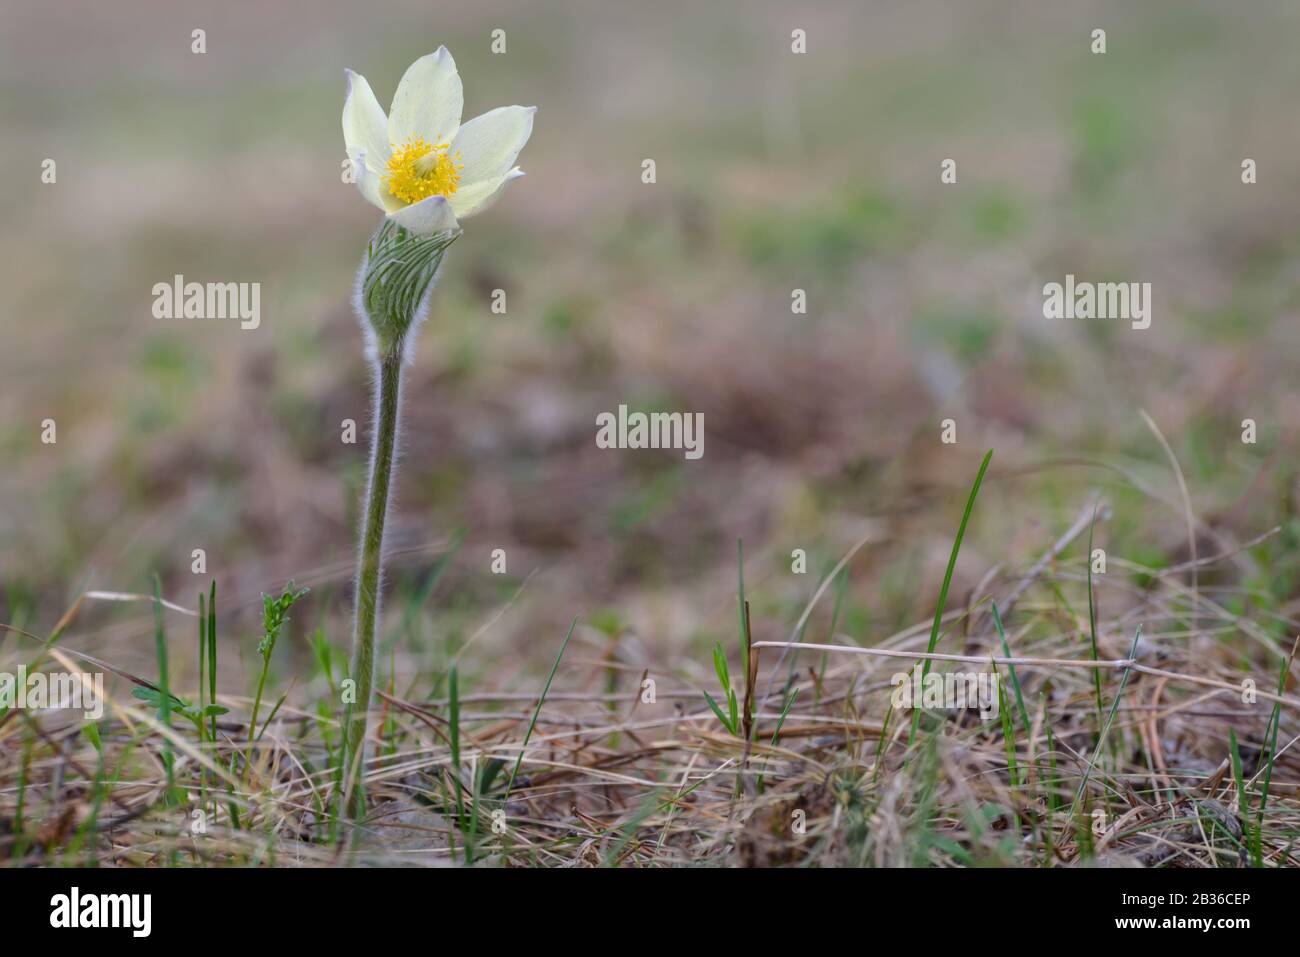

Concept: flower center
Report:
left=384, top=138, right=462, bottom=205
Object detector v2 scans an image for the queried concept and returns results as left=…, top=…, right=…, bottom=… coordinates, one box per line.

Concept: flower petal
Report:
left=450, top=105, right=536, bottom=190
left=388, top=47, right=462, bottom=148
left=342, top=70, right=391, bottom=175
left=350, top=150, right=399, bottom=213
left=449, top=167, right=525, bottom=220
left=389, top=194, right=459, bottom=236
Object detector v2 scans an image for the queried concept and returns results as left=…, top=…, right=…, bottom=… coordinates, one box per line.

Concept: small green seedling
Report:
left=703, top=641, right=740, bottom=736
left=131, top=685, right=227, bottom=731
left=250, top=581, right=309, bottom=740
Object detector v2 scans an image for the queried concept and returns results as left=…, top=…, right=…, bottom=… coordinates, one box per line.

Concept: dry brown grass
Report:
left=3, top=478, right=1297, bottom=868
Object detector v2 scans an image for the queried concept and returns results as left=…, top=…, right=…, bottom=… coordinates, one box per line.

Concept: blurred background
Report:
left=3, top=0, right=1300, bottom=699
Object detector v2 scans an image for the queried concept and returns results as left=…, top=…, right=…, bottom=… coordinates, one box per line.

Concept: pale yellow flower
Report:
left=343, top=47, right=535, bottom=235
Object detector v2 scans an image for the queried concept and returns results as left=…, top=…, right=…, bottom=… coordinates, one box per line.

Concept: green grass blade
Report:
left=1254, top=637, right=1296, bottom=866
left=1227, top=727, right=1252, bottom=866
left=505, top=617, right=578, bottom=798
left=207, top=580, right=217, bottom=740
left=909, top=448, right=994, bottom=745
left=449, top=664, right=465, bottom=829
left=737, top=539, right=749, bottom=684
left=1085, top=503, right=1104, bottom=725
left=151, top=575, right=175, bottom=801
left=771, top=687, right=799, bottom=746
left=197, top=592, right=206, bottom=745
left=991, top=601, right=1031, bottom=738
left=1070, top=624, right=1142, bottom=818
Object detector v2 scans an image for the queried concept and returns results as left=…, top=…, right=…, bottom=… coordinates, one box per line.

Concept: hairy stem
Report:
left=343, top=345, right=404, bottom=816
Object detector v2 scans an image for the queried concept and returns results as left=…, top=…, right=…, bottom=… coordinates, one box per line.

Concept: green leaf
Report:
left=712, top=641, right=731, bottom=694
left=477, top=758, right=507, bottom=796
left=703, top=689, right=736, bottom=735
left=131, top=685, right=189, bottom=713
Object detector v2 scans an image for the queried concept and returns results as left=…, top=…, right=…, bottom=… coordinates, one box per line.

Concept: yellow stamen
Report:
left=384, top=138, right=463, bottom=205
